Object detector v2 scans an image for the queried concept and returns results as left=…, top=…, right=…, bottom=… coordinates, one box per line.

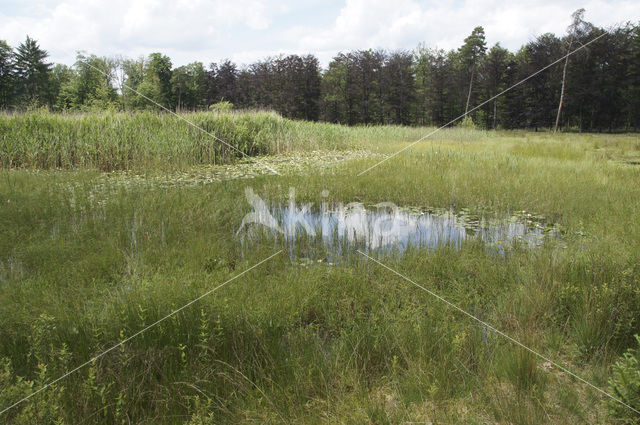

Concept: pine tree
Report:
left=483, top=43, right=512, bottom=129
left=459, top=27, right=487, bottom=116
left=14, top=36, right=52, bottom=106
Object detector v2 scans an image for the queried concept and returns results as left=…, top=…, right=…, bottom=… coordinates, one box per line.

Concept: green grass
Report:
left=0, top=110, right=436, bottom=171
left=1, top=111, right=640, bottom=423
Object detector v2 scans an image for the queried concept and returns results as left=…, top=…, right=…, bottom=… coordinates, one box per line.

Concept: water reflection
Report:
left=239, top=202, right=560, bottom=260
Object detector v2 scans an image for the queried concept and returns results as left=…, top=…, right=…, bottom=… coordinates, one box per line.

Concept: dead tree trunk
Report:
left=554, top=40, right=573, bottom=133
left=465, top=67, right=474, bottom=116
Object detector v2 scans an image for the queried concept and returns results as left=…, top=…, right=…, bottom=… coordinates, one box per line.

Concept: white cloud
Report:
left=0, top=0, right=276, bottom=64
left=0, top=0, right=637, bottom=68
left=290, top=0, right=638, bottom=56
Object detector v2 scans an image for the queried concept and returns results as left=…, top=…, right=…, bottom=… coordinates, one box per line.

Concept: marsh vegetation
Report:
left=1, top=111, right=640, bottom=424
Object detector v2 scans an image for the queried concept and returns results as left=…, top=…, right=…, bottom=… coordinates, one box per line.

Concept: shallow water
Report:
left=238, top=202, right=560, bottom=260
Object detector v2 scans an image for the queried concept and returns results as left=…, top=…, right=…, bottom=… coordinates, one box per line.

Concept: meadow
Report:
left=1, top=111, right=640, bottom=424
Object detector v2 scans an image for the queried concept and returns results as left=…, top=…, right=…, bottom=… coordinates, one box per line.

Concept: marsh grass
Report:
left=0, top=110, right=435, bottom=171
left=0, top=110, right=330, bottom=170
left=1, top=111, right=639, bottom=423
left=0, top=109, right=499, bottom=172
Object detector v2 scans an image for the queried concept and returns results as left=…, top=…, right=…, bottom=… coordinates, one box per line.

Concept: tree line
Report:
left=1, top=13, right=639, bottom=131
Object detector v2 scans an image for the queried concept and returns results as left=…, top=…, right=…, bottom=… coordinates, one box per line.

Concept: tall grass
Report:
left=0, top=110, right=492, bottom=171
left=0, top=110, right=345, bottom=171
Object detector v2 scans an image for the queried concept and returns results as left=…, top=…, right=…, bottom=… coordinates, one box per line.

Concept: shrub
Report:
left=458, top=115, right=477, bottom=129
left=608, top=335, right=640, bottom=423
left=208, top=101, right=233, bottom=113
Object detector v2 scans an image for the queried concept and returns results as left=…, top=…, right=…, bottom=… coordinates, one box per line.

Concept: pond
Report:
left=238, top=201, right=561, bottom=261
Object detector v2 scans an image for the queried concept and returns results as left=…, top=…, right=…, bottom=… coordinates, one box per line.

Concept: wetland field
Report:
left=1, top=111, right=640, bottom=424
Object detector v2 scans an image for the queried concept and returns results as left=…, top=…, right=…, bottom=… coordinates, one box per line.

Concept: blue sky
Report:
left=0, top=0, right=637, bottom=68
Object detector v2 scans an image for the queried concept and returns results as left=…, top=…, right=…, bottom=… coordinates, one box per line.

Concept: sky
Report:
left=0, top=0, right=637, bottom=68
